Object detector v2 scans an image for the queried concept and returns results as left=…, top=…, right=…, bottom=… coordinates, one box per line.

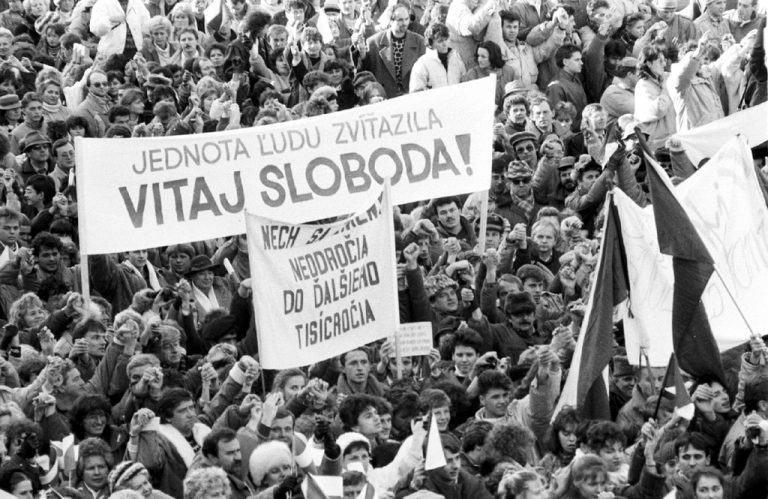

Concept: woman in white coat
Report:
left=89, top=0, right=150, bottom=61
left=633, top=45, right=676, bottom=150
left=410, top=22, right=467, bottom=92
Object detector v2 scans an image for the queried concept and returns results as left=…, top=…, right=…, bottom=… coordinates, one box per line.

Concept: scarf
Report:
left=122, top=259, right=161, bottom=290
left=510, top=189, right=535, bottom=218
left=157, top=423, right=210, bottom=468
left=154, top=43, right=175, bottom=66
left=42, top=101, right=63, bottom=115
left=193, top=283, right=219, bottom=314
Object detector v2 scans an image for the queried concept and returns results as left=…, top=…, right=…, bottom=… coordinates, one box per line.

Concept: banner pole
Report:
left=477, top=190, right=489, bottom=255
left=73, top=137, right=90, bottom=303
left=713, top=267, right=759, bottom=340
left=383, top=177, right=402, bottom=379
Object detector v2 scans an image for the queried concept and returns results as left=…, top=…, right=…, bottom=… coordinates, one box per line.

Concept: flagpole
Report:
left=383, top=177, right=402, bottom=379
left=712, top=267, right=759, bottom=339
left=653, top=353, right=673, bottom=421
left=476, top=191, right=489, bottom=255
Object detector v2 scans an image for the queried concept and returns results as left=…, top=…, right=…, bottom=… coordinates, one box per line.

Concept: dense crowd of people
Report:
left=0, top=0, right=765, bottom=497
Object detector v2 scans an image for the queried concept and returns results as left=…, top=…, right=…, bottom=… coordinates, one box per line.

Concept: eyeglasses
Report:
left=509, top=178, right=531, bottom=185
left=515, top=144, right=535, bottom=153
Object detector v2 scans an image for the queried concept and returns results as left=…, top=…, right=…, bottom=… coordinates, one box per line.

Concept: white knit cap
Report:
left=248, top=441, right=292, bottom=487
left=335, top=432, right=370, bottom=457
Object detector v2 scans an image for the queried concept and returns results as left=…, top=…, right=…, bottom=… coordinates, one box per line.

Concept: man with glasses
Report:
left=354, top=3, right=426, bottom=97
left=494, top=158, right=543, bottom=231
left=19, top=134, right=53, bottom=186
left=75, top=70, right=112, bottom=137
left=49, top=139, right=75, bottom=191
left=509, top=130, right=538, bottom=169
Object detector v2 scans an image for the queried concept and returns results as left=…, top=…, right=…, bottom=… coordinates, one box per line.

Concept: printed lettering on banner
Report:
left=75, top=78, right=495, bottom=254
left=245, top=188, right=396, bottom=369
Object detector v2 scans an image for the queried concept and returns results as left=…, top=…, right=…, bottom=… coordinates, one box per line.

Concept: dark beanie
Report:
left=503, top=292, right=536, bottom=316
left=202, top=315, right=238, bottom=343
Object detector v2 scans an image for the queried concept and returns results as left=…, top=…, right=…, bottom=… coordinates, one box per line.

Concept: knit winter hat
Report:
left=336, top=432, right=370, bottom=457
left=516, top=264, right=553, bottom=286
left=249, top=441, right=292, bottom=487
left=505, top=160, right=534, bottom=180
left=108, top=462, right=148, bottom=493
left=423, top=274, right=458, bottom=300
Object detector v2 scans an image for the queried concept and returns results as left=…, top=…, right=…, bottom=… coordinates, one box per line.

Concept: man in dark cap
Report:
left=509, top=131, right=538, bottom=170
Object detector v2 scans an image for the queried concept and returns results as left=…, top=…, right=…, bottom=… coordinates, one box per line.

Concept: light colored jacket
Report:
left=409, top=48, right=466, bottom=92
left=89, top=0, right=150, bottom=58
left=485, top=15, right=563, bottom=89
left=666, top=51, right=725, bottom=133
left=446, top=0, right=496, bottom=69
left=634, top=75, right=677, bottom=150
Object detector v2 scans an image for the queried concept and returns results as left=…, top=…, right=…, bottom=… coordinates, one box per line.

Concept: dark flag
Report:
left=654, top=352, right=695, bottom=420
left=640, top=133, right=727, bottom=385
left=576, top=194, right=630, bottom=420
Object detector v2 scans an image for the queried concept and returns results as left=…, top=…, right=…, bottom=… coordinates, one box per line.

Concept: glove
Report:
left=274, top=475, right=301, bottom=499
left=0, top=324, right=18, bottom=350
left=314, top=417, right=340, bottom=460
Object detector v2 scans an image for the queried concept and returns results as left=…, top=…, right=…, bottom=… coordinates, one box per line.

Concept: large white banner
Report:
left=618, top=136, right=768, bottom=366
left=245, top=186, right=397, bottom=369
left=75, top=78, right=495, bottom=254
left=673, top=102, right=768, bottom=167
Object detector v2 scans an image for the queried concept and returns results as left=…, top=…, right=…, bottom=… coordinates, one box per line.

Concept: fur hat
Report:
left=503, top=292, right=536, bottom=316
left=424, top=274, right=458, bottom=299
left=506, top=160, right=533, bottom=180
left=202, top=315, right=238, bottom=343
left=108, top=462, right=148, bottom=493
left=516, top=264, right=552, bottom=285
left=249, top=441, right=292, bottom=486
